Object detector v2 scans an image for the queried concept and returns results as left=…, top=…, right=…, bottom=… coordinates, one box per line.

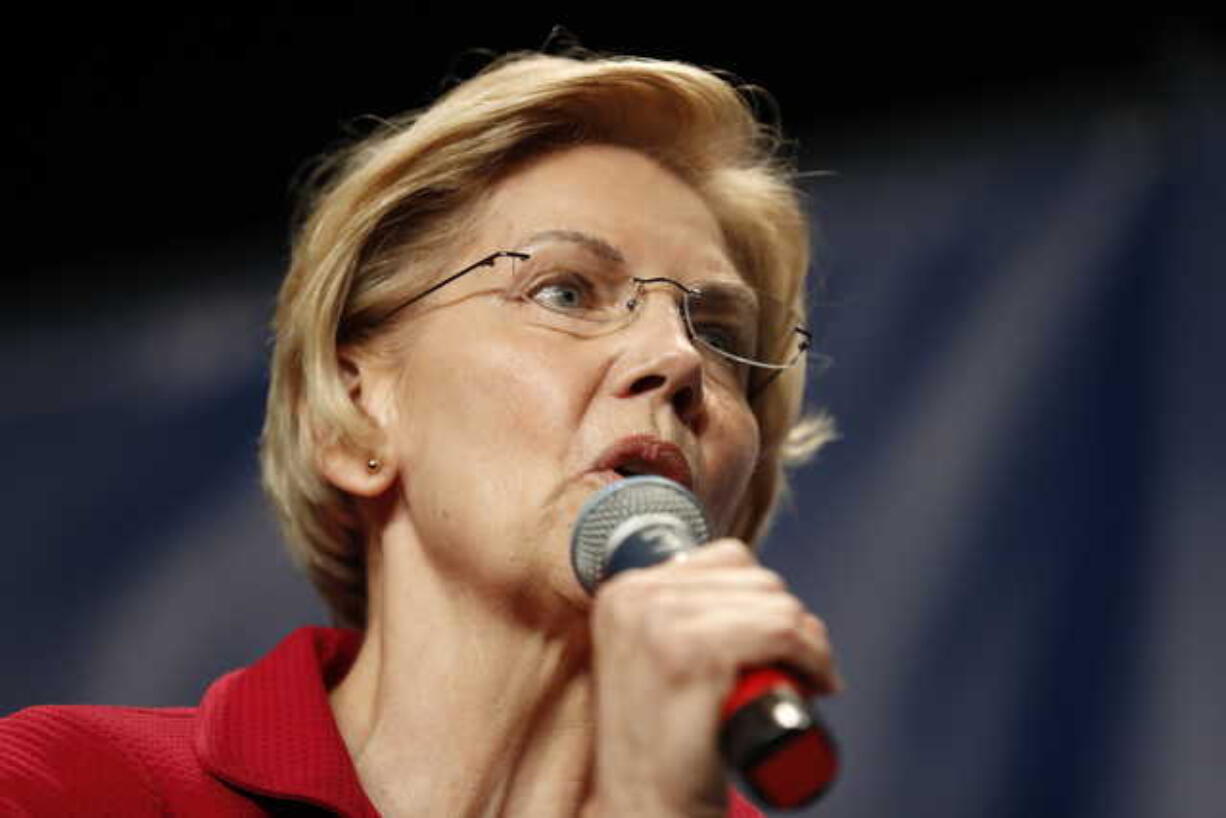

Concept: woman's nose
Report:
left=613, top=292, right=706, bottom=430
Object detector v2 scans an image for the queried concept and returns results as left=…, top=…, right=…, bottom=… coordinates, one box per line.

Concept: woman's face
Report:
left=369, top=144, right=761, bottom=616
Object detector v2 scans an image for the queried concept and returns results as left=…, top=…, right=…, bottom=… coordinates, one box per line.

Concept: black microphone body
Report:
left=571, top=476, right=838, bottom=809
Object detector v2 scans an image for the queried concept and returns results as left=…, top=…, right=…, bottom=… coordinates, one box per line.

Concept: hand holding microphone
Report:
left=573, top=476, right=840, bottom=813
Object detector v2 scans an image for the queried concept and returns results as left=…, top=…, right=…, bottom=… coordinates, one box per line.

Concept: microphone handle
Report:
left=720, top=666, right=839, bottom=808
left=606, top=522, right=839, bottom=809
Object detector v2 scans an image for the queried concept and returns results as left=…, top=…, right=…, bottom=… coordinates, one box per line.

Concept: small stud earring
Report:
left=366, top=457, right=381, bottom=474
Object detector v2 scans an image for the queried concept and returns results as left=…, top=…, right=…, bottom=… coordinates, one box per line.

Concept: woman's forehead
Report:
left=513, top=228, right=750, bottom=293
left=469, top=146, right=746, bottom=286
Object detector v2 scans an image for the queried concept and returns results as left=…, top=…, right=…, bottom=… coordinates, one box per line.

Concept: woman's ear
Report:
left=317, top=352, right=399, bottom=497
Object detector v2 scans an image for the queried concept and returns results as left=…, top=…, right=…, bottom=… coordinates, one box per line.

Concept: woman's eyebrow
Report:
left=521, top=229, right=625, bottom=264
left=520, top=229, right=750, bottom=300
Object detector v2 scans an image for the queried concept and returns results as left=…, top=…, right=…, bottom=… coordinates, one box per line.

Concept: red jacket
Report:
left=1, top=627, right=762, bottom=817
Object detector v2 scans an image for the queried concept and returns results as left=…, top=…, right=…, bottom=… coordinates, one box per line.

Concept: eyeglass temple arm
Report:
left=385, top=251, right=531, bottom=320
left=748, top=326, right=813, bottom=401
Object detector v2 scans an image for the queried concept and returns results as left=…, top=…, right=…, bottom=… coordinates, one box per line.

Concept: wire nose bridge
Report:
left=622, top=276, right=695, bottom=337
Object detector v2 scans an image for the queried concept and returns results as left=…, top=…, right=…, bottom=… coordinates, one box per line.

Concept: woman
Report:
left=1, top=51, right=838, bottom=818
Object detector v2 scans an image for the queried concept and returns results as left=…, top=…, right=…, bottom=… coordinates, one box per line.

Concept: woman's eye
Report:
left=528, top=274, right=593, bottom=312
left=694, top=323, right=748, bottom=357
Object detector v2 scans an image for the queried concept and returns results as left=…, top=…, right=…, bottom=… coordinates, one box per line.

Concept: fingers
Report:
left=615, top=539, right=788, bottom=591
left=642, top=589, right=838, bottom=695
left=587, top=537, right=841, bottom=817
left=665, top=537, right=764, bottom=569
left=594, top=538, right=842, bottom=697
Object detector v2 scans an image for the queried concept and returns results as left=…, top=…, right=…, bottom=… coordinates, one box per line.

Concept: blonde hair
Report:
left=261, top=52, right=834, bottom=627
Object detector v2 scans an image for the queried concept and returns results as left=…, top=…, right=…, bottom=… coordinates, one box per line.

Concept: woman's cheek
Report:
left=706, top=399, right=761, bottom=532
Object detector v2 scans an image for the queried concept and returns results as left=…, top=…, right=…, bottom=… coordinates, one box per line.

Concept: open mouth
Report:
left=592, top=434, right=694, bottom=490
left=613, top=464, right=647, bottom=478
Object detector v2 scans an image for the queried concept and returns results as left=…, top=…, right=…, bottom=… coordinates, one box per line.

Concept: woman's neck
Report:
left=329, top=517, right=596, bottom=818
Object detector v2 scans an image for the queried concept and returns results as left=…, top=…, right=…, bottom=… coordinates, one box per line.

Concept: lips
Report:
left=591, top=434, right=695, bottom=490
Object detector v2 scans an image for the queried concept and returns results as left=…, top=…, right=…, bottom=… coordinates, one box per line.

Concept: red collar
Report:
left=193, top=626, right=763, bottom=818
left=195, top=627, right=379, bottom=818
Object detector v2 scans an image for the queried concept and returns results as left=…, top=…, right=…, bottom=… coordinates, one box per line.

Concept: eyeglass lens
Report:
left=500, top=246, right=805, bottom=370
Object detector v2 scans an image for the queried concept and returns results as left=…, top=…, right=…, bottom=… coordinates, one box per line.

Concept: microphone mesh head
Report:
left=570, top=476, right=710, bottom=594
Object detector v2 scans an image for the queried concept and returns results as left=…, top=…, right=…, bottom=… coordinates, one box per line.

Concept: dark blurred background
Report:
left=5, top=7, right=1224, bottom=818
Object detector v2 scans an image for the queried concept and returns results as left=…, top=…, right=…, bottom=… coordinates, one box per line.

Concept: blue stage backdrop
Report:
left=5, top=50, right=1222, bottom=818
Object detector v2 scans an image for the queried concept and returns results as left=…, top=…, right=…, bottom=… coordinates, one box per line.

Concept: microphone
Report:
left=571, top=476, right=839, bottom=809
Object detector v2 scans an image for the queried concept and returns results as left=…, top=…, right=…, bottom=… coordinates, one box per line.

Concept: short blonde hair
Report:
left=261, top=52, right=834, bottom=627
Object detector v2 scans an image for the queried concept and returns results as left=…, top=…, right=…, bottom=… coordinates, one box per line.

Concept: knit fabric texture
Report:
left=1, top=627, right=764, bottom=817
